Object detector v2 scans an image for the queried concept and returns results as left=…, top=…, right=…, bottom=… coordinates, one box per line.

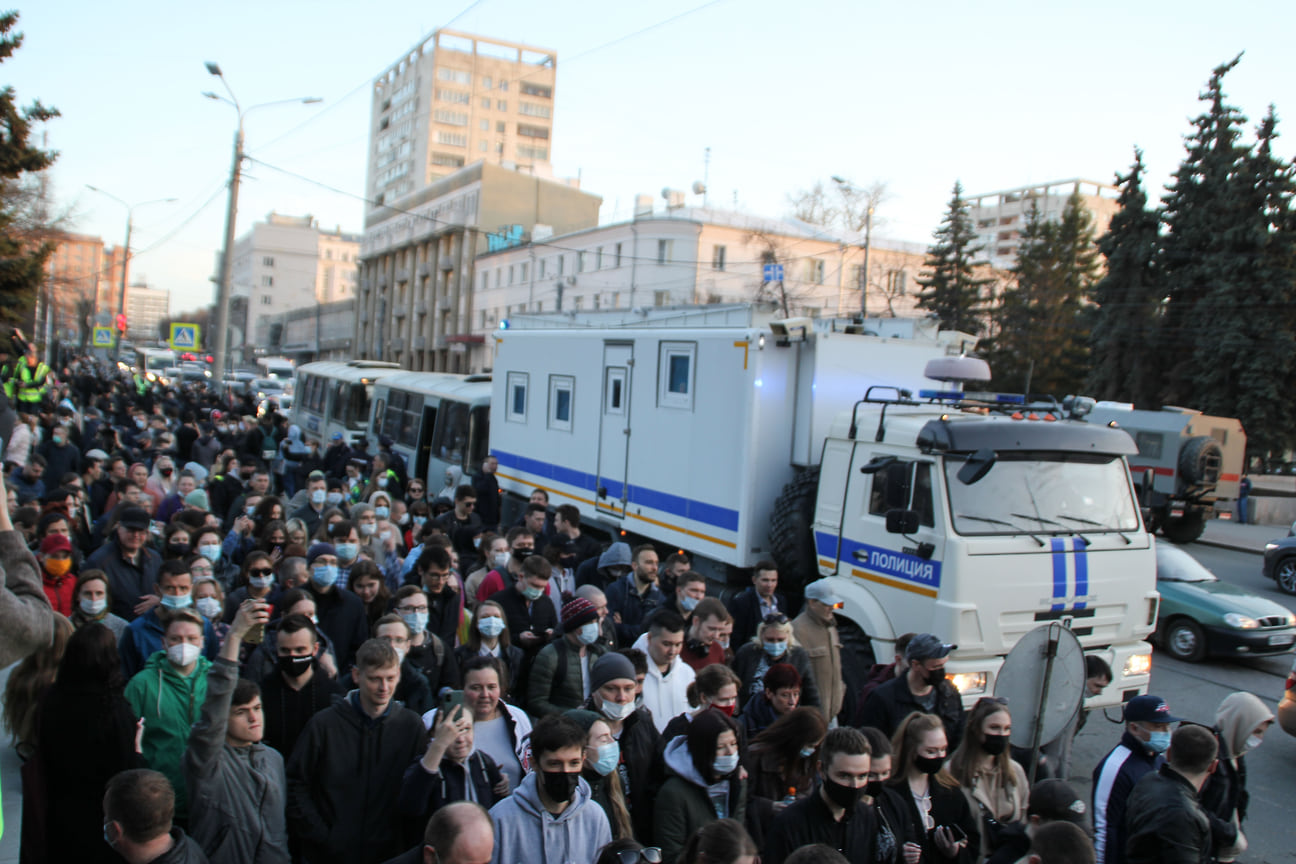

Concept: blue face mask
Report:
left=199, top=544, right=221, bottom=564
left=477, top=616, right=506, bottom=638
left=713, top=753, right=740, bottom=776
left=799, top=746, right=817, bottom=758
left=334, top=543, right=359, bottom=562
left=577, top=621, right=601, bottom=645
left=522, top=585, right=544, bottom=601
left=326, top=492, right=343, bottom=506
left=375, top=506, right=390, bottom=519
left=246, top=505, right=256, bottom=517
left=413, top=516, right=427, bottom=527
left=680, top=594, right=700, bottom=612
left=1146, top=730, right=1171, bottom=754
left=160, top=592, right=192, bottom=609
left=311, top=564, right=339, bottom=589
left=763, top=640, right=788, bottom=658
left=592, top=741, right=620, bottom=776
left=310, top=489, right=327, bottom=505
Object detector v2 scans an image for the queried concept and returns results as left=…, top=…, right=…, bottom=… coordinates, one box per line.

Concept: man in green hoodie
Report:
left=125, top=607, right=212, bottom=825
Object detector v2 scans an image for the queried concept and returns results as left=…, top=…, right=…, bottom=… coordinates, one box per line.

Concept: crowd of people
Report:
left=0, top=351, right=1277, bottom=864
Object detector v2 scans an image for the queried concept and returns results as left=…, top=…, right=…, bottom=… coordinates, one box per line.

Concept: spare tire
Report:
left=769, top=466, right=820, bottom=597
left=1178, top=436, right=1222, bottom=487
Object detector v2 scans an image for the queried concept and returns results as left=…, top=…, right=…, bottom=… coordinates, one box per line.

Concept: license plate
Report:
left=1170, top=508, right=1185, bottom=518
left=1268, top=633, right=1294, bottom=646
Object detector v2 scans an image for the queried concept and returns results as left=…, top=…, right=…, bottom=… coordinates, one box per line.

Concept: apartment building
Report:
left=966, top=179, right=1120, bottom=270
left=44, top=232, right=105, bottom=337
left=124, top=282, right=170, bottom=341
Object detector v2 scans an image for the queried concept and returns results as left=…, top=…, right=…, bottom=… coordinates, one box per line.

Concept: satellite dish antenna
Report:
left=993, top=622, right=1085, bottom=782
left=692, top=181, right=707, bottom=195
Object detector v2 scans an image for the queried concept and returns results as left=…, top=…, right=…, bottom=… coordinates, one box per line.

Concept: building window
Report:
left=517, top=124, right=549, bottom=139
left=434, top=109, right=468, bottom=126
left=481, top=97, right=491, bottom=109
left=521, top=82, right=552, bottom=98
left=508, top=265, right=515, bottom=285
left=435, top=131, right=467, bottom=147
left=480, top=272, right=488, bottom=291
left=480, top=119, right=489, bottom=130
left=516, top=145, right=548, bottom=161
left=657, top=240, right=673, bottom=264
left=506, top=372, right=528, bottom=422
left=436, top=89, right=470, bottom=104
left=557, top=255, right=565, bottom=276
left=595, top=247, right=603, bottom=270
left=430, top=152, right=465, bottom=167
left=437, top=68, right=472, bottom=85
left=539, top=258, right=546, bottom=278
left=479, top=141, right=488, bottom=152
left=658, top=341, right=696, bottom=410
left=261, top=275, right=273, bottom=287
left=497, top=100, right=508, bottom=111
left=482, top=76, right=492, bottom=90
left=547, top=374, right=574, bottom=432
left=519, top=103, right=551, bottom=118
left=653, top=290, right=670, bottom=306
left=260, top=295, right=272, bottom=305
left=808, top=259, right=825, bottom=284
left=614, top=243, right=623, bottom=268
left=262, top=256, right=275, bottom=266
left=520, top=262, right=528, bottom=281
left=500, top=81, right=508, bottom=92
left=712, top=245, right=726, bottom=271
left=496, top=121, right=506, bottom=133
left=576, top=252, right=586, bottom=273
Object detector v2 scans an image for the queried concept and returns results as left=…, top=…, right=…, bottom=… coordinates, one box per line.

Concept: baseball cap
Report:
left=39, top=534, right=72, bottom=555
left=1028, top=779, right=1090, bottom=829
left=331, top=432, right=343, bottom=441
left=84, top=448, right=109, bottom=462
left=1123, top=694, right=1182, bottom=724
left=905, top=633, right=956, bottom=662
left=804, top=579, right=842, bottom=607
left=116, top=506, right=151, bottom=531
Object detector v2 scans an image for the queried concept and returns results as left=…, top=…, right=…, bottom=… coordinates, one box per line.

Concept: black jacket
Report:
left=488, top=586, right=558, bottom=658
left=394, top=659, right=435, bottom=715
left=258, top=663, right=344, bottom=761
left=409, top=631, right=461, bottom=694
left=1198, top=727, right=1247, bottom=838
left=764, top=787, right=878, bottom=864
left=730, top=642, right=821, bottom=711
left=858, top=673, right=966, bottom=752
left=86, top=538, right=162, bottom=620
left=725, top=586, right=787, bottom=648
left=891, top=778, right=979, bottom=864
left=285, top=693, right=427, bottom=864
left=454, top=643, right=523, bottom=697
left=472, top=471, right=501, bottom=529
left=584, top=701, right=663, bottom=841
left=397, top=750, right=503, bottom=821
left=603, top=574, right=664, bottom=644
left=1124, top=765, right=1212, bottom=864
left=425, top=588, right=462, bottom=649
left=306, top=584, right=370, bottom=673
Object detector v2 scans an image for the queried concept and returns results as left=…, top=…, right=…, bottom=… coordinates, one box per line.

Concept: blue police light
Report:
left=498, top=319, right=510, bottom=330
left=918, top=389, right=965, bottom=401
left=994, top=393, right=1027, bottom=404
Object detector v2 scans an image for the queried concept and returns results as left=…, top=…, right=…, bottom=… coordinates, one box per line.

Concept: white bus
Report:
left=132, top=347, right=177, bottom=383
left=368, top=372, right=492, bottom=489
left=291, top=360, right=401, bottom=446
left=257, top=356, right=295, bottom=381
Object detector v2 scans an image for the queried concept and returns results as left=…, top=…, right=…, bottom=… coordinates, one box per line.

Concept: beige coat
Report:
left=792, top=609, right=844, bottom=720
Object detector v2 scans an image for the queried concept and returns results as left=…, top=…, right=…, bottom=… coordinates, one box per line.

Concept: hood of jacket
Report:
left=509, top=768, right=595, bottom=823
left=663, top=735, right=710, bottom=788
left=287, top=424, right=303, bottom=441
left=1215, top=691, right=1273, bottom=758
left=598, top=542, right=632, bottom=569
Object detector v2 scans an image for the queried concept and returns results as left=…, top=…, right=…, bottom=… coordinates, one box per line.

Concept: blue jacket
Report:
left=118, top=606, right=219, bottom=678
left=1092, top=729, right=1165, bottom=864
left=604, top=573, right=665, bottom=644
left=488, top=771, right=611, bottom=864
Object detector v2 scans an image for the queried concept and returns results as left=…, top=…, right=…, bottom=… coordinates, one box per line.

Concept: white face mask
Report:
left=1245, top=734, right=1263, bottom=752
left=167, top=643, right=201, bottom=668
left=80, top=596, right=107, bottom=616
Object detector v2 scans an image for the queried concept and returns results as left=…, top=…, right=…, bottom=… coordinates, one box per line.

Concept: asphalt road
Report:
left=1067, top=541, right=1295, bottom=864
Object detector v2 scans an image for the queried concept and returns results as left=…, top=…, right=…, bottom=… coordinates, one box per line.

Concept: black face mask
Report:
left=169, top=543, right=191, bottom=556
left=160, top=468, right=173, bottom=477
left=981, top=733, right=1010, bottom=756
left=541, top=770, right=580, bottom=803
left=686, top=638, right=710, bottom=657
left=278, top=654, right=313, bottom=677
left=512, top=548, right=532, bottom=562
left=925, top=668, right=946, bottom=687
left=822, top=776, right=866, bottom=811
left=865, top=780, right=884, bottom=799
left=914, top=755, right=945, bottom=775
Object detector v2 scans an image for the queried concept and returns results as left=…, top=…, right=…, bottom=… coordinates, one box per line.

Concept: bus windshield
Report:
left=944, top=452, right=1140, bottom=536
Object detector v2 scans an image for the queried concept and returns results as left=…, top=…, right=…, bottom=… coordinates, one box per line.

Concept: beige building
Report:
left=356, top=161, right=602, bottom=373
left=44, top=232, right=105, bottom=338
left=124, top=282, right=170, bottom=341
left=472, top=205, right=929, bottom=338
left=966, top=179, right=1120, bottom=270
left=367, top=29, right=556, bottom=214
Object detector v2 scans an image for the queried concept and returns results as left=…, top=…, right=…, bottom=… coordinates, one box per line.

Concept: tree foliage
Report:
left=1085, top=150, right=1163, bottom=405
left=915, top=181, right=990, bottom=333
left=0, top=12, right=59, bottom=331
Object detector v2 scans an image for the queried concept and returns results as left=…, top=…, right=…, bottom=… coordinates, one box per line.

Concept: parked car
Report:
left=1262, top=534, right=1296, bottom=594
left=1154, top=542, right=1296, bottom=662
left=1279, top=655, right=1296, bottom=737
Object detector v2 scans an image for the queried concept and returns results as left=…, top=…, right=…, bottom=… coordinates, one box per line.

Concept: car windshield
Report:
left=254, top=379, right=284, bottom=391
left=1156, top=545, right=1217, bottom=583
left=945, top=451, right=1140, bottom=536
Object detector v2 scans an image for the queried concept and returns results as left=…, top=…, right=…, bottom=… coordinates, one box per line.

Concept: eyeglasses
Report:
left=616, top=849, right=663, bottom=864
left=462, top=501, right=476, bottom=508
left=762, top=613, right=789, bottom=625
left=401, top=604, right=429, bottom=614
left=248, top=568, right=273, bottom=578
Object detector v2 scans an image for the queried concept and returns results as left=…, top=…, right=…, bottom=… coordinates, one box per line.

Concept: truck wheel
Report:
left=1178, top=436, right=1223, bottom=486
left=1275, top=557, right=1296, bottom=595
left=1161, top=513, right=1206, bottom=544
left=1163, top=617, right=1206, bottom=663
left=769, top=465, right=821, bottom=597
left=836, top=616, right=877, bottom=724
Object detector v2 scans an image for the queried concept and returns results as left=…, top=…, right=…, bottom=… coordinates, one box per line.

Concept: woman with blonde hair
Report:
left=889, top=712, right=978, bottom=864
left=730, top=612, right=820, bottom=712
left=947, top=697, right=1029, bottom=859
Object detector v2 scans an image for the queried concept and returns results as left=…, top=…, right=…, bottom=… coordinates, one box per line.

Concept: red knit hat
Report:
left=561, top=597, right=599, bottom=632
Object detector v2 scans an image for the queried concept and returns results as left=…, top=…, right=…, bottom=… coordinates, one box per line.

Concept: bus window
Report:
left=373, top=398, right=387, bottom=437
left=433, top=401, right=470, bottom=469
left=398, top=398, right=419, bottom=449
left=330, top=383, right=350, bottom=423
left=468, top=405, right=490, bottom=473
left=354, top=384, right=373, bottom=429
left=383, top=392, right=406, bottom=439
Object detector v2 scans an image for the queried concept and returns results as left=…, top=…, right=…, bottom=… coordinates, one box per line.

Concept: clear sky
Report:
left=10, top=0, right=1295, bottom=314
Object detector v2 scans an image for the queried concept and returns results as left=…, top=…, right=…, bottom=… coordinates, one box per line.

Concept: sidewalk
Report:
left=1195, top=518, right=1285, bottom=554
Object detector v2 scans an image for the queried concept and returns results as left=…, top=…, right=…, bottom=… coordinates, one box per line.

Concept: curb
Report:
left=1194, top=537, right=1265, bottom=556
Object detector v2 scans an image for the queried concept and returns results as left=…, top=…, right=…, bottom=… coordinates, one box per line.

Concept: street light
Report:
left=84, top=186, right=177, bottom=351
left=205, top=61, right=321, bottom=384
left=832, top=175, right=874, bottom=319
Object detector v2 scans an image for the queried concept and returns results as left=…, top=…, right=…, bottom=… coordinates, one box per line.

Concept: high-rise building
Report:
left=966, top=179, right=1120, bottom=270
left=366, top=29, right=556, bottom=214
left=124, top=282, right=170, bottom=341
left=43, top=232, right=104, bottom=338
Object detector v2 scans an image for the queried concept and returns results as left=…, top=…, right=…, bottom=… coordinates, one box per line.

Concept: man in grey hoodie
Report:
left=488, top=713, right=611, bottom=864
left=185, top=598, right=289, bottom=863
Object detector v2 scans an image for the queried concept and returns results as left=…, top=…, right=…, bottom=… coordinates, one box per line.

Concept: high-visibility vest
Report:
left=15, top=362, right=49, bottom=405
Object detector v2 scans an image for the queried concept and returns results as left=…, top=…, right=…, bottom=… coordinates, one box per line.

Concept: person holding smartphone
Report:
left=890, top=712, right=979, bottom=864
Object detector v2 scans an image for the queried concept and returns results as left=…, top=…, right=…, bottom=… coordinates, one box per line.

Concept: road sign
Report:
left=92, top=326, right=115, bottom=348
left=169, top=323, right=201, bottom=351
left=763, top=263, right=784, bottom=282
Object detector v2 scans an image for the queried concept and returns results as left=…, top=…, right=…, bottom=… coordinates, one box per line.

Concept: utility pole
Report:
left=861, top=204, right=873, bottom=319
left=211, top=123, right=243, bottom=382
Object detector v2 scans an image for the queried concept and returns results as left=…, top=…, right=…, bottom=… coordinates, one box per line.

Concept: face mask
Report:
left=311, top=564, right=339, bottom=589
left=45, top=558, right=73, bottom=577
left=377, top=476, right=389, bottom=489
left=135, top=418, right=147, bottom=430
left=393, top=646, right=407, bottom=664
left=402, top=611, right=429, bottom=634
left=278, top=654, right=313, bottom=677
left=249, top=574, right=274, bottom=590
left=915, top=755, right=945, bottom=775
left=718, top=638, right=730, bottom=650
left=311, top=489, right=327, bottom=505
left=1245, top=734, right=1263, bottom=752
left=680, top=594, right=700, bottom=612
left=414, top=516, right=427, bottom=527
left=195, top=597, right=222, bottom=619
left=375, top=506, right=390, bottom=519
left=169, top=543, right=191, bottom=556
left=398, top=513, right=410, bottom=526
left=763, top=640, right=788, bottom=658
left=490, top=551, right=511, bottom=569
left=577, top=621, right=601, bottom=645
left=1145, top=730, right=1171, bottom=754
left=477, top=616, right=506, bottom=638
left=865, top=780, right=883, bottom=799
left=160, top=592, right=193, bottom=609
left=823, top=776, right=866, bottom=810
left=246, top=505, right=256, bottom=517
left=335, top=543, right=359, bottom=561
left=379, top=531, right=393, bottom=544
left=359, top=522, right=377, bottom=537
left=52, top=436, right=63, bottom=446
left=522, top=585, right=544, bottom=601
left=592, top=741, right=621, bottom=776
left=541, top=770, right=580, bottom=803
left=512, top=548, right=532, bottom=562
left=800, top=746, right=817, bottom=758
left=925, top=668, right=946, bottom=687
left=713, top=702, right=736, bottom=717
left=600, top=699, right=636, bottom=722
left=981, top=733, right=1010, bottom=756
left=199, top=544, right=221, bottom=563
left=160, top=467, right=173, bottom=477
left=80, top=596, right=107, bottom=616
left=712, top=753, right=740, bottom=776
left=326, top=492, right=343, bottom=506
left=167, top=642, right=201, bottom=667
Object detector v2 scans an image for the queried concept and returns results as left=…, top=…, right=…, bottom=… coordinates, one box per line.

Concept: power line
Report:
left=132, top=183, right=228, bottom=259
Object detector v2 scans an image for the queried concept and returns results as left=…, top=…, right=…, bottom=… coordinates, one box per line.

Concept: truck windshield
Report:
left=945, top=452, right=1140, bottom=536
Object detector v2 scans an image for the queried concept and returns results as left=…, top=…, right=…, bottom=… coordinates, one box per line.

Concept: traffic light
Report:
left=115, top=313, right=127, bottom=333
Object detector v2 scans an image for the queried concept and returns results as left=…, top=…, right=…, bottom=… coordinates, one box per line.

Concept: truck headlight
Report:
left=1266, top=543, right=1280, bottom=551
left=949, top=672, right=986, bottom=695
left=1123, top=653, right=1152, bottom=677
left=1224, top=612, right=1259, bottom=630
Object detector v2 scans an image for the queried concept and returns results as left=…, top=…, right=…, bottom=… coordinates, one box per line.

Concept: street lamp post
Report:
left=204, top=61, right=320, bottom=385
left=84, top=187, right=177, bottom=352
left=832, top=175, right=874, bottom=320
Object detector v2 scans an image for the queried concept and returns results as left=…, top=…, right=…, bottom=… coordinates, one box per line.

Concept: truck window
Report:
left=1134, top=431, right=1163, bottom=460
left=867, top=460, right=935, bottom=527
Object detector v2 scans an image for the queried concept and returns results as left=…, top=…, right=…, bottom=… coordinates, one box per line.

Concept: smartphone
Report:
left=441, top=690, right=466, bottom=713
left=943, top=825, right=967, bottom=843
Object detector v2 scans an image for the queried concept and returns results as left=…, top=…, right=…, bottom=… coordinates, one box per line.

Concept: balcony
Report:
left=396, top=267, right=410, bottom=282
left=415, top=301, right=427, bottom=315
left=378, top=273, right=389, bottom=288
left=417, top=262, right=431, bottom=277
left=438, top=297, right=453, bottom=312
left=414, top=336, right=426, bottom=350
left=392, top=337, right=405, bottom=352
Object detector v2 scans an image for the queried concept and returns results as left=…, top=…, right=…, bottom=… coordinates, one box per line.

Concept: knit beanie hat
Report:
left=561, top=596, right=599, bottom=633
left=590, top=652, right=637, bottom=693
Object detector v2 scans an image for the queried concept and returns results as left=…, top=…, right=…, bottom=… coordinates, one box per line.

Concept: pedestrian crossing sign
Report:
left=91, top=326, right=115, bottom=348
left=169, top=323, right=201, bottom=350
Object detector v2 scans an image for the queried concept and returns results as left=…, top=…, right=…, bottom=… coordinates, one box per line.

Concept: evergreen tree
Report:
left=915, top=181, right=990, bottom=333
left=0, top=12, right=59, bottom=330
left=1086, top=150, right=1163, bottom=405
left=987, top=193, right=1100, bottom=396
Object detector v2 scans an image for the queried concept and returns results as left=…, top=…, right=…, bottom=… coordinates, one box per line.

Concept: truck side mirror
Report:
left=886, top=509, right=920, bottom=534
left=957, top=448, right=997, bottom=485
